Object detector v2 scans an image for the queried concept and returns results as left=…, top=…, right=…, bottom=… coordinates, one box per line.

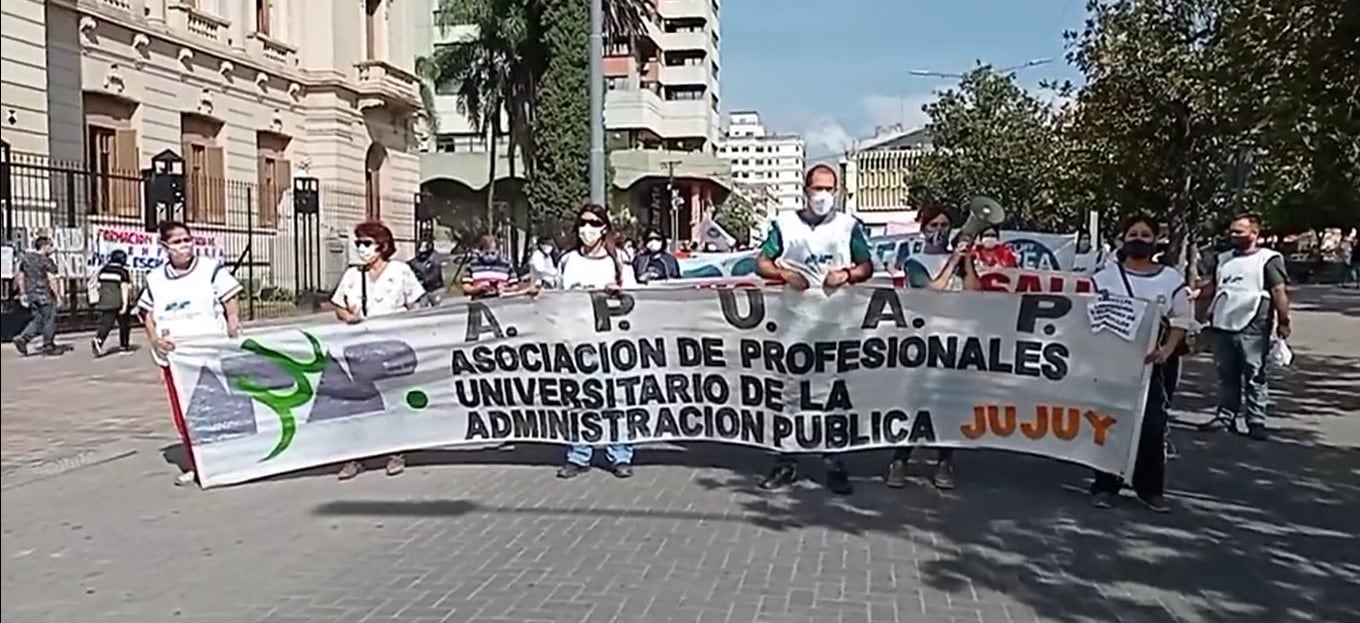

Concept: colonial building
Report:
left=841, top=126, right=931, bottom=236
left=1, top=0, right=422, bottom=300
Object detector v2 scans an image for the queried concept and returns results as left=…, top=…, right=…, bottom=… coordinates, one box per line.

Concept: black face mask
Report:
left=1228, top=235, right=1253, bottom=250
left=1122, top=239, right=1155, bottom=259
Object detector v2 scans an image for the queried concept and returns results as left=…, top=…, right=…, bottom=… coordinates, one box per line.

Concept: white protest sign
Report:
left=89, top=225, right=225, bottom=273
left=168, top=287, right=1157, bottom=489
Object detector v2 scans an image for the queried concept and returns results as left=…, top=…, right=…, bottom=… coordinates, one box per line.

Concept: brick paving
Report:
left=2, top=286, right=1357, bottom=623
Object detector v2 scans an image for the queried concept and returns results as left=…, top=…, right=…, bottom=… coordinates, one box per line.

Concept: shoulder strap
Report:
left=1115, top=263, right=1135, bottom=297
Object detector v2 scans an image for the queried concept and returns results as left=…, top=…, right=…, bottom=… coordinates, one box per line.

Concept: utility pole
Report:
left=587, top=0, right=606, bottom=204
left=662, top=160, right=681, bottom=246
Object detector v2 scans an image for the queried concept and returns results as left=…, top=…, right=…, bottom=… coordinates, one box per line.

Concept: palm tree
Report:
left=417, top=0, right=655, bottom=232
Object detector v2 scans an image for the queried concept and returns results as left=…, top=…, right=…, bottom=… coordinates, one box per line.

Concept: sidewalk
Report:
left=2, top=286, right=1357, bottom=623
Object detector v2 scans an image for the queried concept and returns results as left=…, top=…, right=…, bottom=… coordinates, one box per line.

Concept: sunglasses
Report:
left=354, top=239, right=376, bottom=248
left=164, top=237, right=192, bottom=246
left=577, top=218, right=606, bottom=228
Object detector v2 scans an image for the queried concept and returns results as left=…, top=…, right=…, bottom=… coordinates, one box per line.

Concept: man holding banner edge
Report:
left=755, top=163, right=874, bottom=494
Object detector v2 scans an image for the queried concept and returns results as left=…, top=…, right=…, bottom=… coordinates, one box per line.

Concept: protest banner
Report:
left=678, top=230, right=1081, bottom=278
left=168, top=287, right=1157, bottom=489
left=89, top=225, right=225, bottom=273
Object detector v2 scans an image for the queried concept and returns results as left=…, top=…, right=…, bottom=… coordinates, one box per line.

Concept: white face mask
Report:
left=355, top=244, right=379, bottom=264
left=166, top=241, right=192, bottom=256
left=807, top=190, right=836, bottom=216
left=578, top=225, right=604, bottom=247
left=645, top=240, right=663, bottom=252
left=539, top=244, right=554, bottom=254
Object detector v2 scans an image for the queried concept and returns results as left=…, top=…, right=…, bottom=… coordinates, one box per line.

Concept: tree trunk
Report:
left=486, top=110, right=499, bottom=240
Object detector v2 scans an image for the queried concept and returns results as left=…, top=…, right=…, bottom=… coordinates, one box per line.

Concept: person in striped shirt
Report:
left=461, top=234, right=518, bottom=300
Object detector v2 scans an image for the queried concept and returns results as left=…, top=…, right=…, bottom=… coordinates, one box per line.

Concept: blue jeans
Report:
left=18, top=301, right=57, bottom=349
left=566, top=443, right=634, bottom=467
left=1210, top=329, right=1271, bottom=428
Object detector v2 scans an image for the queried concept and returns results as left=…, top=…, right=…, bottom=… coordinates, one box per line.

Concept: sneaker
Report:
left=40, top=346, right=63, bottom=357
left=1247, top=426, right=1269, bottom=441
left=759, top=461, right=798, bottom=490
left=1137, top=494, right=1171, bottom=513
left=337, top=460, right=363, bottom=480
left=884, top=459, right=910, bottom=488
left=611, top=463, right=633, bottom=479
left=1164, top=438, right=1179, bottom=461
left=174, top=470, right=197, bottom=487
left=826, top=467, right=854, bottom=495
left=556, top=463, right=589, bottom=479
left=90, top=338, right=104, bottom=358
left=384, top=455, right=405, bottom=476
left=13, top=337, right=29, bottom=357
left=1090, top=491, right=1116, bottom=509
left=931, top=462, right=956, bottom=490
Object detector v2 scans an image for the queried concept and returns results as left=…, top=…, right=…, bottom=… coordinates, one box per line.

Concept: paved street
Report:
left=3, top=286, right=1358, bottom=623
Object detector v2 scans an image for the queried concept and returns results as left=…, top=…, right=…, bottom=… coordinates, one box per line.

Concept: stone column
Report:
left=231, top=0, right=253, bottom=50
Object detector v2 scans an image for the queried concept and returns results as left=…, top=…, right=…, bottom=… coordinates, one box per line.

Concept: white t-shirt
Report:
left=558, top=250, right=638, bottom=290
left=528, top=249, right=560, bottom=287
left=330, top=262, right=424, bottom=318
left=1092, top=263, right=1193, bottom=330
left=138, top=257, right=243, bottom=366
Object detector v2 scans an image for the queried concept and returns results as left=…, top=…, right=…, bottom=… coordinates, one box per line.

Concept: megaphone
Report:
left=958, top=196, right=1006, bottom=240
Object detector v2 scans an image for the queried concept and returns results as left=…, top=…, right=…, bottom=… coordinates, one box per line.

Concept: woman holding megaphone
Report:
left=885, top=203, right=984, bottom=490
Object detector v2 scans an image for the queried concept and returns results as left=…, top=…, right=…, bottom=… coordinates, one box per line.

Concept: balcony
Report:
left=659, top=63, right=709, bottom=86
left=658, top=0, right=717, bottom=19
left=605, top=89, right=665, bottom=135
left=660, top=98, right=718, bottom=139
left=655, top=30, right=709, bottom=53
left=248, top=32, right=298, bottom=67
left=168, top=3, right=229, bottom=46
left=354, top=60, right=422, bottom=113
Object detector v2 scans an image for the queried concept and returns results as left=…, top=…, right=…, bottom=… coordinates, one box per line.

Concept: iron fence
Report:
left=1, top=139, right=420, bottom=340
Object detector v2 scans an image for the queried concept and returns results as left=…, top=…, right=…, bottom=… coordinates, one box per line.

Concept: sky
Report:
left=719, top=0, right=1088, bottom=161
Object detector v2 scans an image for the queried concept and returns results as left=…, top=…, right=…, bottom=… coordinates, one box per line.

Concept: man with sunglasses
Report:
left=631, top=229, right=681, bottom=283
left=755, top=164, right=874, bottom=495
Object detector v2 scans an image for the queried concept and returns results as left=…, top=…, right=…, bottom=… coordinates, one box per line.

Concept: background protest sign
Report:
left=88, top=225, right=225, bottom=273
left=168, top=287, right=1156, bottom=489
left=678, top=230, right=1081, bottom=278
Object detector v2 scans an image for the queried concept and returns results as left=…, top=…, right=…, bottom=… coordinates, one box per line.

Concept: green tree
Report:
left=417, top=0, right=655, bottom=238
left=714, top=186, right=762, bottom=245
left=906, top=66, right=1074, bottom=231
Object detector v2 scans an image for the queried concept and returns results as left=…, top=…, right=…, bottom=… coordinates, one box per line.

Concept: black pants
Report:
left=94, top=309, right=132, bottom=350
left=1092, top=357, right=1178, bottom=497
left=891, top=447, right=954, bottom=463
left=773, top=453, right=845, bottom=471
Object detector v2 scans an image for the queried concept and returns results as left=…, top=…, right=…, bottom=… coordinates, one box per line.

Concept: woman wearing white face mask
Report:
left=139, top=220, right=244, bottom=487
left=330, top=220, right=425, bottom=480
left=528, top=236, right=560, bottom=288
left=554, top=202, right=638, bottom=479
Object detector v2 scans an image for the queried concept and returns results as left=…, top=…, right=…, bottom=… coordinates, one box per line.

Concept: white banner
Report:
left=168, top=287, right=1157, bottom=489
left=679, top=230, right=1081, bottom=278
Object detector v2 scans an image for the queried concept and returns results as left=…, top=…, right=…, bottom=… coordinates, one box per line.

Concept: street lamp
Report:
left=908, top=57, right=1053, bottom=80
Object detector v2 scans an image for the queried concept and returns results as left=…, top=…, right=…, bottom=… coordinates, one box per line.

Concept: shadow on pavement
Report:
left=306, top=349, right=1360, bottom=623
left=1288, top=286, right=1359, bottom=318
left=1173, top=352, right=1360, bottom=422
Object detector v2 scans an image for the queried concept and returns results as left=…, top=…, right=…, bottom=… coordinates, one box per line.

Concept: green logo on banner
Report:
left=234, top=332, right=328, bottom=461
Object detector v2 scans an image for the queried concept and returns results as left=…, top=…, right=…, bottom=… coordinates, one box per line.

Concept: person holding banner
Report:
left=1087, top=214, right=1191, bottom=512
left=330, top=221, right=426, bottom=480
left=139, top=220, right=243, bottom=486
left=755, top=164, right=874, bottom=495
left=632, top=229, right=681, bottom=283
left=885, top=204, right=980, bottom=490
left=971, top=225, right=1019, bottom=269
left=555, top=202, right=639, bottom=479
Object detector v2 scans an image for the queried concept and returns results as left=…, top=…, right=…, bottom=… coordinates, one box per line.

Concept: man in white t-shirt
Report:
left=139, top=220, right=244, bottom=487
left=754, top=164, right=874, bottom=495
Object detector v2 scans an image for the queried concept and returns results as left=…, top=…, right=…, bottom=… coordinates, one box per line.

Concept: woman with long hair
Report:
left=1088, top=214, right=1192, bottom=512
left=138, top=220, right=244, bottom=486
left=554, top=202, right=638, bottom=479
left=330, top=220, right=426, bottom=480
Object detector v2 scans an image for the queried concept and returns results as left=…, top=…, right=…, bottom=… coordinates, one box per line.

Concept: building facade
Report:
left=716, top=110, right=805, bottom=219
left=415, top=0, right=731, bottom=245
left=841, top=126, right=931, bottom=236
left=2, top=0, right=422, bottom=300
